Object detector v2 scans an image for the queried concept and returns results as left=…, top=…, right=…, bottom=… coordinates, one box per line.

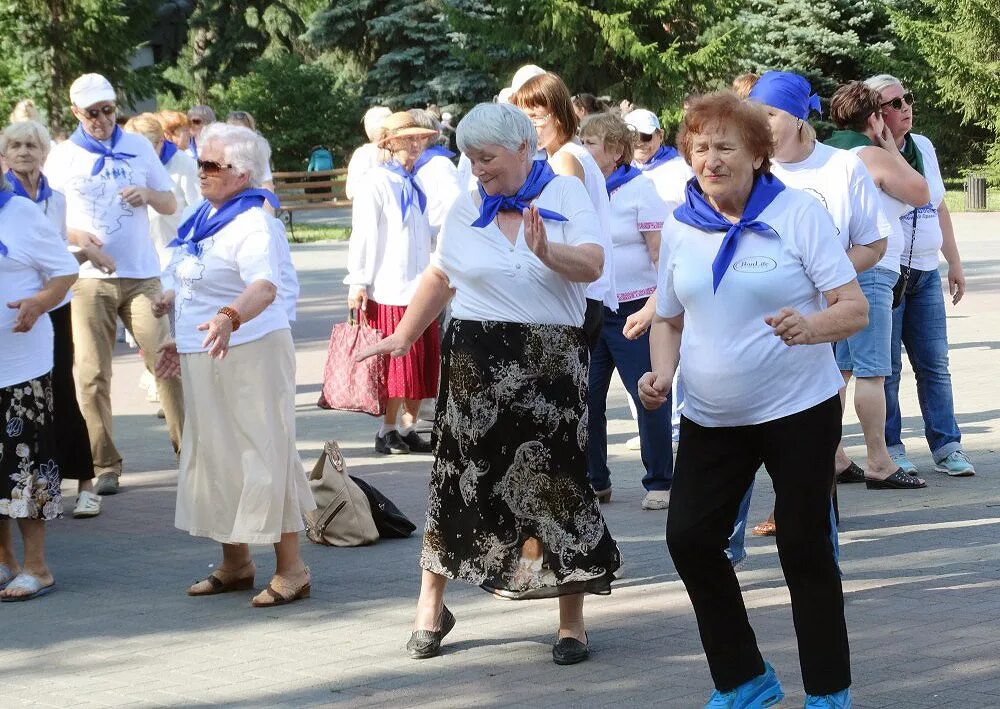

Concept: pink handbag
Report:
left=317, top=309, right=388, bottom=416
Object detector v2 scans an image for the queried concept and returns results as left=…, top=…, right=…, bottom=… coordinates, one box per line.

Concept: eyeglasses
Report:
left=636, top=132, right=655, bottom=143
left=881, top=93, right=915, bottom=111
left=528, top=113, right=551, bottom=127
left=197, top=160, right=233, bottom=175
left=82, top=105, right=116, bottom=119
left=190, top=118, right=204, bottom=126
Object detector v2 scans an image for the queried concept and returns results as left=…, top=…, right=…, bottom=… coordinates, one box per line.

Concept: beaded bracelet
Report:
left=218, top=306, right=241, bottom=331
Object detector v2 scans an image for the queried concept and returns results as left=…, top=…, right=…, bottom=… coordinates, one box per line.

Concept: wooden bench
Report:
left=272, top=168, right=351, bottom=236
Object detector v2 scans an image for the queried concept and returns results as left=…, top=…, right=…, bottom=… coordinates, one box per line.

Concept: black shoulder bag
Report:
left=891, top=209, right=918, bottom=309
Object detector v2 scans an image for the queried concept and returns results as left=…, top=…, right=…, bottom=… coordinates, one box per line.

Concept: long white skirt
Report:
left=174, top=329, right=316, bottom=544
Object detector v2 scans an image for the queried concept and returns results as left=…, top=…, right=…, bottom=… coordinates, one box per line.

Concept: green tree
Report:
left=0, top=0, right=157, bottom=134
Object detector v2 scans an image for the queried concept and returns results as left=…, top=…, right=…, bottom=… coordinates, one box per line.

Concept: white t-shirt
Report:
left=36, top=189, right=74, bottom=309
left=636, top=154, right=693, bottom=212
left=44, top=130, right=175, bottom=280
left=432, top=175, right=602, bottom=327
left=344, top=166, right=433, bottom=306
left=345, top=143, right=380, bottom=201
left=555, top=140, right=617, bottom=309
left=898, top=134, right=947, bottom=271
left=162, top=207, right=292, bottom=354
left=414, top=153, right=462, bottom=239
left=609, top=174, right=668, bottom=302
left=656, top=187, right=857, bottom=427
left=151, top=150, right=201, bottom=268
left=841, top=146, right=904, bottom=274
left=456, top=152, right=477, bottom=192
left=771, top=142, right=890, bottom=261
left=0, top=196, right=80, bottom=387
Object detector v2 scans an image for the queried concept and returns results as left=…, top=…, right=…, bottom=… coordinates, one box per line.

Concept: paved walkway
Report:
left=3, top=214, right=999, bottom=708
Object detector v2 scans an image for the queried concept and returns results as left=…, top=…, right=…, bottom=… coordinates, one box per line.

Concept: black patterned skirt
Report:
left=1, top=374, right=62, bottom=520
left=420, top=319, right=621, bottom=599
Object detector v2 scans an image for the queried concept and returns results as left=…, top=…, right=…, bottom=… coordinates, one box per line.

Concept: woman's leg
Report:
left=763, top=396, right=850, bottom=695
left=383, top=398, right=403, bottom=428
left=558, top=593, right=586, bottom=642
left=0, top=518, right=19, bottom=574
left=413, top=569, right=449, bottom=630
left=273, top=532, right=308, bottom=580
left=1, top=520, right=53, bottom=599
left=187, top=542, right=255, bottom=594
left=586, top=319, right=616, bottom=494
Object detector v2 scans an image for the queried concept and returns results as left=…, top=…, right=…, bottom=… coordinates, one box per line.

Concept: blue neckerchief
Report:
left=381, top=161, right=427, bottom=220
left=189, top=137, right=199, bottom=160
left=414, top=145, right=456, bottom=173
left=6, top=170, right=53, bottom=203
left=673, top=173, right=786, bottom=293
left=636, top=144, right=679, bottom=172
left=472, top=159, right=568, bottom=228
left=0, top=190, right=14, bottom=256
left=605, top=164, right=642, bottom=196
left=159, top=139, right=179, bottom=166
left=168, top=188, right=280, bottom=256
left=68, top=124, right=137, bottom=176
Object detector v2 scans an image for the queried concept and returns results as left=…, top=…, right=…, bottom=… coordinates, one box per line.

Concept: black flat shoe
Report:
left=406, top=605, right=455, bottom=659
left=402, top=430, right=433, bottom=454
left=375, top=430, right=410, bottom=455
left=866, top=468, right=927, bottom=490
left=552, top=634, right=589, bottom=665
left=836, top=461, right=866, bottom=484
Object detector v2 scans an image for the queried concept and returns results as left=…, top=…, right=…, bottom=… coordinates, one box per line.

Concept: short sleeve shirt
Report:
left=609, top=174, right=668, bottom=301
left=898, top=134, right=947, bottom=270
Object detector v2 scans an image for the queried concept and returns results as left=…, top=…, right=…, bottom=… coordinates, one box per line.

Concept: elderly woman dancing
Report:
left=361, top=103, right=621, bottom=665
left=0, top=182, right=79, bottom=600
left=153, top=124, right=314, bottom=607
left=640, top=92, right=868, bottom=707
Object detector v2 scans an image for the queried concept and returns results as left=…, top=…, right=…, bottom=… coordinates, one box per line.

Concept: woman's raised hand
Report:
left=523, top=205, right=550, bottom=265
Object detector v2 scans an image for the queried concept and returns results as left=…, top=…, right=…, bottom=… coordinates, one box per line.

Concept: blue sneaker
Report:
left=889, top=452, right=917, bottom=474
left=805, top=688, right=852, bottom=708
left=704, top=662, right=784, bottom=708
left=935, top=451, right=976, bottom=477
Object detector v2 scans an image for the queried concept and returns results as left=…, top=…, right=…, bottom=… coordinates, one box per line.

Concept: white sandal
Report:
left=73, top=490, right=102, bottom=518
left=0, top=573, right=55, bottom=602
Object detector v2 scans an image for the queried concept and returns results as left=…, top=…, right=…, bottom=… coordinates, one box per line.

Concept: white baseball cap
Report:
left=624, top=108, right=661, bottom=135
left=70, top=73, right=116, bottom=108
left=496, top=87, right=515, bottom=104
left=510, top=64, right=546, bottom=92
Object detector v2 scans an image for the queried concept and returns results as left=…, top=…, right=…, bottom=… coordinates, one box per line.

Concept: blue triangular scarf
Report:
left=637, top=144, right=679, bottom=172
left=673, top=173, right=786, bottom=293
left=605, top=164, right=642, bottom=196
left=68, top=124, right=137, bottom=176
left=382, top=161, right=427, bottom=220
left=6, top=170, right=53, bottom=203
left=189, top=137, right=199, bottom=160
left=168, top=188, right=280, bottom=256
left=414, top=145, right=456, bottom=173
left=472, top=159, right=568, bottom=228
left=159, top=139, right=179, bottom=166
left=0, top=189, right=14, bottom=256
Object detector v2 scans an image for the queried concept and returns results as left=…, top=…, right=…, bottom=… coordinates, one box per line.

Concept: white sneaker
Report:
left=642, top=490, right=670, bottom=510
left=625, top=435, right=641, bottom=450
left=73, top=490, right=102, bottom=518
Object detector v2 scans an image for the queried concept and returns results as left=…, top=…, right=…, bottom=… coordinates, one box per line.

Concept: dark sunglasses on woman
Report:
left=881, top=93, right=915, bottom=111
left=197, top=160, right=233, bottom=175
left=636, top=132, right=655, bottom=143
left=83, top=105, right=116, bottom=119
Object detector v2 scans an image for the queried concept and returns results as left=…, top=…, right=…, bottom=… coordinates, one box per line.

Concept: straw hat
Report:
left=378, top=112, right=438, bottom=147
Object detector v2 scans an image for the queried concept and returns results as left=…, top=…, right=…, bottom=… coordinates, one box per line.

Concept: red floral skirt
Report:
left=366, top=300, right=440, bottom=400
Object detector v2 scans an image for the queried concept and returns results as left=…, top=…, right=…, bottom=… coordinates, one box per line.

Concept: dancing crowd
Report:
left=0, top=60, right=976, bottom=708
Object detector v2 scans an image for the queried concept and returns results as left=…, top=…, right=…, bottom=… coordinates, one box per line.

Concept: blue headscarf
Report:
left=5, top=170, right=53, bottom=203
left=159, top=139, right=179, bottom=166
left=414, top=145, right=456, bottom=173
left=605, top=164, right=642, bottom=196
left=0, top=189, right=14, bottom=256
left=636, top=144, right=679, bottom=172
left=749, top=71, right=822, bottom=121
left=68, top=124, right=137, bottom=176
left=168, top=189, right=280, bottom=256
left=472, top=159, right=567, bottom=228
left=381, top=161, right=427, bottom=220
left=673, top=174, right=786, bottom=293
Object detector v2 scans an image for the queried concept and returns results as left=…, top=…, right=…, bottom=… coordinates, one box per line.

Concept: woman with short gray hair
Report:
left=153, top=123, right=315, bottom=607
left=360, top=102, right=621, bottom=665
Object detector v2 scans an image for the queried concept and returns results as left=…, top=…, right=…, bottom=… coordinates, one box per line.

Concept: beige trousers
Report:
left=71, top=277, right=184, bottom=474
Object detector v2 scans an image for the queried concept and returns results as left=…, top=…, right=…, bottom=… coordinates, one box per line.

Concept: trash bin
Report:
left=966, top=174, right=987, bottom=210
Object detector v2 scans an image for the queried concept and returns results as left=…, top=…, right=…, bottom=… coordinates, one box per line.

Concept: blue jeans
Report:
left=587, top=299, right=673, bottom=492
left=884, top=267, right=963, bottom=462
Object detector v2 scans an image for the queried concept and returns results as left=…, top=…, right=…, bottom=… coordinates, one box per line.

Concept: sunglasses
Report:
left=82, top=105, right=116, bottom=119
left=881, top=93, right=915, bottom=111
left=190, top=118, right=204, bottom=125
left=637, top=132, right=657, bottom=143
left=197, top=160, right=233, bottom=175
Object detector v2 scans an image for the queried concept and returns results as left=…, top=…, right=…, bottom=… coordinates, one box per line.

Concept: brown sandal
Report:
left=751, top=520, right=777, bottom=537
left=187, top=571, right=255, bottom=596
left=250, top=581, right=311, bottom=607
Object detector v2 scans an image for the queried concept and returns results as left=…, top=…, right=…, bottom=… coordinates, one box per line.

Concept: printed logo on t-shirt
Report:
left=173, top=250, right=209, bottom=318
left=732, top=256, right=777, bottom=273
left=68, top=162, right=136, bottom=237
left=801, top=188, right=841, bottom=236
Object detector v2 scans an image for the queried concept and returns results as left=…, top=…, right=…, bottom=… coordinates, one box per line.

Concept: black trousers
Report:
left=50, top=302, right=95, bottom=481
left=666, top=395, right=850, bottom=695
left=583, top=298, right=604, bottom=352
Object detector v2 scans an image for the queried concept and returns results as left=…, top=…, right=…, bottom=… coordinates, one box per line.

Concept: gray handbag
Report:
left=304, top=441, right=379, bottom=547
